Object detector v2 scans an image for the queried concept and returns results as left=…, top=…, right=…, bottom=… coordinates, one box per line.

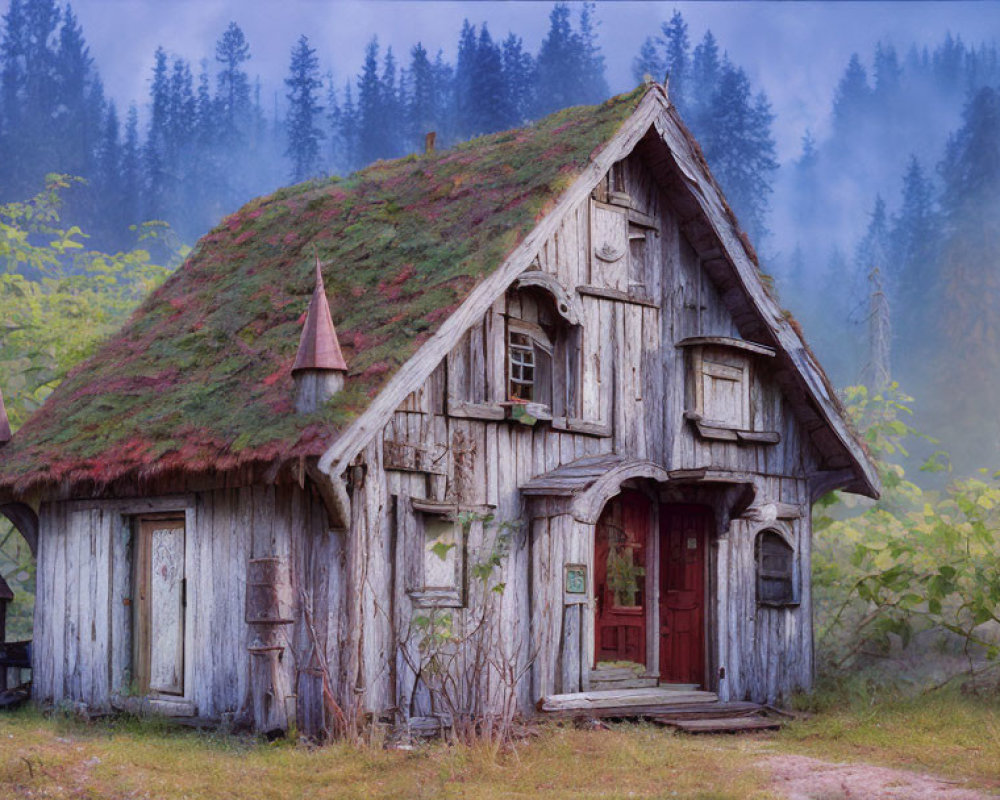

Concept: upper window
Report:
left=700, top=358, right=750, bottom=429
left=508, top=331, right=536, bottom=401
left=755, top=530, right=797, bottom=606
left=506, top=316, right=553, bottom=407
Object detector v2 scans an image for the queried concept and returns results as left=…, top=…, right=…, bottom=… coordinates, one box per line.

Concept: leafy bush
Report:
left=814, top=383, right=1000, bottom=685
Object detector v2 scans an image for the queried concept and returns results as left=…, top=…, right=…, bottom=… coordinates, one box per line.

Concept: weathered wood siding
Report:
left=32, top=485, right=344, bottom=726
left=348, top=150, right=825, bottom=714
left=34, top=146, right=830, bottom=724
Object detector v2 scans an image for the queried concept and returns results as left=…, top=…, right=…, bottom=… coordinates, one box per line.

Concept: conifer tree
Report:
left=284, top=34, right=324, bottom=181
left=931, top=87, right=1000, bottom=467
left=143, top=46, right=170, bottom=220
left=501, top=33, right=534, bottom=127
left=699, top=61, right=777, bottom=244
left=356, top=37, right=383, bottom=165
left=534, top=3, right=578, bottom=117
left=215, top=21, right=251, bottom=129
left=832, top=54, right=872, bottom=137
left=453, top=20, right=478, bottom=139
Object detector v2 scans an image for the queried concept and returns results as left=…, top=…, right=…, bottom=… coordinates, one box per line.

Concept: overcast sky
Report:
left=38, top=1, right=1000, bottom=161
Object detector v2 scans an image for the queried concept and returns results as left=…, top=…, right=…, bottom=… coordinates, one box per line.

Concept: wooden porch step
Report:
left=539, top=686, right=717, bottom=715
left=656, top=714, right=782, bottom=734
left=589, top=676, right=658, bottom=690
left=651, top=700, right=763, bottom=721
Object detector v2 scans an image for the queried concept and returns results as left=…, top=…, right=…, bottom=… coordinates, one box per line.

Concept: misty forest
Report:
left=2, top=0, right=1000, bottom=707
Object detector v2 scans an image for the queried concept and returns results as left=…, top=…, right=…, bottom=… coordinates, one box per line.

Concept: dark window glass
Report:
left=756, top=530, right=795, bottom=605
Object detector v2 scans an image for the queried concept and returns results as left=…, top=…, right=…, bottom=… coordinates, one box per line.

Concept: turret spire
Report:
left=0, top=385, right=11, bottom=445
left=292, top=254, right=347, bottom=413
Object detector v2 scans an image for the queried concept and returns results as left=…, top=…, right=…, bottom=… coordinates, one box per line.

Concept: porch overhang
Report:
left=520, top=455, right=760, bottom=525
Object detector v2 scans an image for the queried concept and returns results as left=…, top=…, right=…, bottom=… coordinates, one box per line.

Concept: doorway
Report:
left=658, top=504, right=710, bottom=686
left=593, top=491, right=650, bottom=666
left=133, top=517, right=187, bottom=697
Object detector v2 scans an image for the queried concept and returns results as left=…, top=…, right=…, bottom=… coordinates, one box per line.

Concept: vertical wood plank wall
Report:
left=36, top=149, right=834, bottom=724
left=357, top=150, right=825, bottom=713
left=33, top=485, right=343, bottom=724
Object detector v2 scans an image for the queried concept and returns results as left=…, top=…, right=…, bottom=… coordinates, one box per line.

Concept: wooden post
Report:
left=246, top=557, right=293, bottom=736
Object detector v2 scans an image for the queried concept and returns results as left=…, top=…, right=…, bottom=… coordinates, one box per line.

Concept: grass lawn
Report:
left=0, top=689, right=997, bottom=799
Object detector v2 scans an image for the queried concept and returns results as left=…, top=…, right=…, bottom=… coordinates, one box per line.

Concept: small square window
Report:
left=700, top=359, right=749, bottom=429
left=411, top=513, right=465, bottom=607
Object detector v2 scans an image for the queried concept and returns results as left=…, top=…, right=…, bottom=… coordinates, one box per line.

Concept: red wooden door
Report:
left=659, top=505, right=710, bottom=685
left=594, top=491, right=649, bottom=666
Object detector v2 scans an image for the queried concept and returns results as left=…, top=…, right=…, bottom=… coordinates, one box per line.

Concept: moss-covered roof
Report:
left=0, top=88, right=647, bottom=495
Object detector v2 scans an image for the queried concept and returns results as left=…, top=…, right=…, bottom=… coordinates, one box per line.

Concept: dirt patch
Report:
left=765, top=754, right=992, bottom=799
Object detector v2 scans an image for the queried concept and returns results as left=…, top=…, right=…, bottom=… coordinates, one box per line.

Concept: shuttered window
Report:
left=755, top=530, right=797, bottom=606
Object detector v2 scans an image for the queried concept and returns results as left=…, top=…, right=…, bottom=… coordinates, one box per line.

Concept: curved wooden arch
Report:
left=1, top=502, right=38, bottom=557
left=512, top=271, right=583, bottom=326
left=571, top=460, right=672, bottom=524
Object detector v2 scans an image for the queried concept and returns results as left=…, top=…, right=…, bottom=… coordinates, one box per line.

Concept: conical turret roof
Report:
left=292, top=256, right=347, bottom=374
left=0, top=386, right=11, bottom=444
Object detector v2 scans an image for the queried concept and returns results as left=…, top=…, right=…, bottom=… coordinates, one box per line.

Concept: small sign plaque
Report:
left=687, top=537, right=698, bottom=550
left=565, top=563, right=587, bottom=595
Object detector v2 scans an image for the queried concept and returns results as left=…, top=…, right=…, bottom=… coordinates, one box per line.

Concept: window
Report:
left=507, top=320, right=552, bottom=406
left=755, top=530, right=797, bottom=606
left=701, top=359, right=750, bottom=428
left=508, top=332, right=535, bottom=401
left=410, top=511, right=465, bottom=607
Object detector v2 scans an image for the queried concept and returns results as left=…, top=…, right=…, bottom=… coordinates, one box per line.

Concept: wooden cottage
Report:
left=0, top=84, right=878, bottom=737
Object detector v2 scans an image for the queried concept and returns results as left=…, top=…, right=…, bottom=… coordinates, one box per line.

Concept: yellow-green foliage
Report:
left=814, top=383, right=1000, bottom=672
left=0, top=175, right=180, bottom=638
left=0, top=89, right=647, bottom=495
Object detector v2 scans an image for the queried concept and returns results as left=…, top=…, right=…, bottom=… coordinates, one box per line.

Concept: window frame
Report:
left=506, top=318, right=553, bottom=407
left=754, top=528, right=799, bottom=608
left=409, top=509, right=466, bottom=608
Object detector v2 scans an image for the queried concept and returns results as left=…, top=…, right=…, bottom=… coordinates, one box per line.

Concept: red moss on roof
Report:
left=0, top=88, right=647, bottom=496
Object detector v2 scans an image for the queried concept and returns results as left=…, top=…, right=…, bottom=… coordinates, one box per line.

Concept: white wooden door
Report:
left=135, top=519, right=186, bottom=696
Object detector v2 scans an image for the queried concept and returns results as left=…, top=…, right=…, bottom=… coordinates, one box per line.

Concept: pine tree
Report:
left=379, top=46, right=404, bottom=158
left=453, top=20, right=478, bottom=139
left=284, top=34, right=324, bottom=181
left=54, top=4, right=99, bottom=178
left=215, top=21, right=251, bottom=129
left=407, top=42, right=441, bottom=151
left=356, top=37, right=382, bottom=165
left=144, top=46, right=170, bottom=220
left=333, top=81, right=356, bottom=171
left=501, top=33, right=534, bottom=127
left=577, top=2, right=608, bottom=104
left=121, top=104, right=142, bottom=229
left=470, top=23, right=506, bottom=134
left=534, top=3, right=578, bottom=117
left=931, top=87, right=1000, bottom=468
left=631, top=37, right=664, bottom=87
left=631, top=10, right=688, bottom=107
left=688, top=31, right=720, bottom=131
left=832, top=54, right=872, bottom=137
left=699, top=60, right=777, bottom=244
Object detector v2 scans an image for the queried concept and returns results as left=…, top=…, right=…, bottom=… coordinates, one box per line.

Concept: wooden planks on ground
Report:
left=655, top=714, right=782, bottom=733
